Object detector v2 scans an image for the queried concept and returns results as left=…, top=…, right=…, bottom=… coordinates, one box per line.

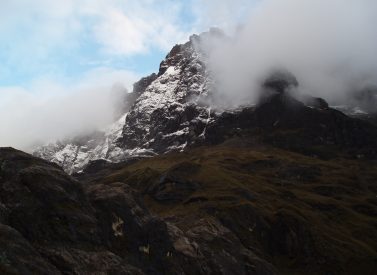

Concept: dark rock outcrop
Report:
left=133, top=73, right=158, bottom=96
left=262, top=69, right=299, bottom=94
left=0, top=147, right=144, bottom=274
left=206, top=91, right=377, bottom=158
left=118, top=35, right=211, bottom=153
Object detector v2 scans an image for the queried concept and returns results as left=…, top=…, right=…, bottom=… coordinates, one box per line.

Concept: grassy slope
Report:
left=90, top=141, right=377, bottom=274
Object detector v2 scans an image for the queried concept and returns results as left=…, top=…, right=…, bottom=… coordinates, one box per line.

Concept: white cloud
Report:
left=191, top=0, right=256, bottom=33
left=0, top=68, right=139, bottom=151
left=93, top=9, right=151, bottom=55
left=91, top=1, right=192, bottom=56
left=201, top=0, right=377, bottom=106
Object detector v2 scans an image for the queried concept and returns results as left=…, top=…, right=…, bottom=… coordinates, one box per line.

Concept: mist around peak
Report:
left=199, top=0, right=377, bottom=110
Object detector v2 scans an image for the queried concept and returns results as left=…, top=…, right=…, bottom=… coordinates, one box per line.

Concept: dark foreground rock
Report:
left=0, top=148, right=278, bottom=274
left=0, top=148, right=144, bottom=274
left=2, top=137, right=377, bottom=275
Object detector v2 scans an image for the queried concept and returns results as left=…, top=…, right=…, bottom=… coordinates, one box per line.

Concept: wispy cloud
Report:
left=200, top=0, right=377, bottom=106
left=0, top=68, right=139, bottom=150
left=92, top=1, right=192, bottom=56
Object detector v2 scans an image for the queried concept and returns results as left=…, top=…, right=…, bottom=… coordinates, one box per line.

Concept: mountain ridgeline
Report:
left=33, top=29, right=377, bottom=174
left=1, top=30, right=377, bottom=274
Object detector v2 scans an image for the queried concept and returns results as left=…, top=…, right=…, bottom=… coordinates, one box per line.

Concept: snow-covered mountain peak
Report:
left=33, top=34, right=213, bottom=173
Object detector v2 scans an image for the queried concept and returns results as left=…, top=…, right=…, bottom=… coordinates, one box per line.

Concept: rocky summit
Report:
left=2, top=30, right=377, bottom=274
left=33, top=30, right=216, bottom=175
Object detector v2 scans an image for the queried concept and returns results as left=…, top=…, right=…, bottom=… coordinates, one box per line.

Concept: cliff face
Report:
left=118, top=37, right=213, bottom=154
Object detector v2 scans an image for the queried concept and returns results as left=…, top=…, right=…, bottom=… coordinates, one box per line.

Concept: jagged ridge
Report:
left=34, top=30, right=377, bottom=174
left=33, top=31, right=217, bottom=174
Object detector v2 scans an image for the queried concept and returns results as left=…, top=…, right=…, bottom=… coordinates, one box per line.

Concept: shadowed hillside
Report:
left=2, top=135, right=377, bottom=274
left=82, top=143, right=377, bottom=274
